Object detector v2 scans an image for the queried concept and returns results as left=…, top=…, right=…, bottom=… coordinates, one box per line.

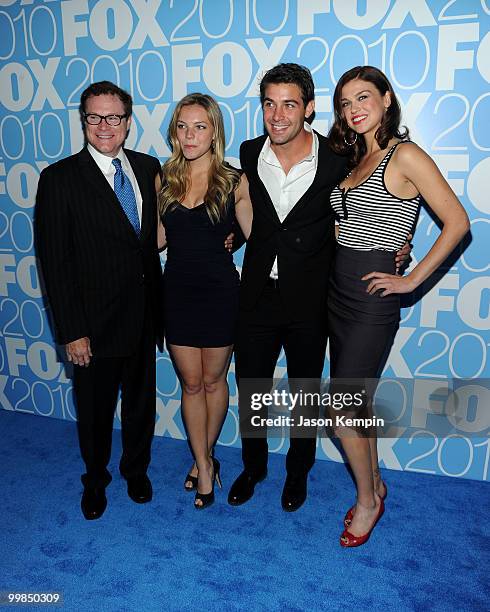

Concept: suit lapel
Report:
left=256, top=171, right=281, bottom=225
left=248, top=137, right=281, bottom=224
left=77, top=147, right=142, bottom=241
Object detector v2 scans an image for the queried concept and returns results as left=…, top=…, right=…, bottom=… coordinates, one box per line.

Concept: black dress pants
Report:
left=235, top=285, right=328, bottom=477
left=73, top=303, right=156, bottom=489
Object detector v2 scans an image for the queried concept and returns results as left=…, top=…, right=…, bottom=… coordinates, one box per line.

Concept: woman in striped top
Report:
left=327, top=66, right=469, bottom=547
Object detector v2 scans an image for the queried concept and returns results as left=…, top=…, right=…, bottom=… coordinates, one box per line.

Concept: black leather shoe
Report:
left=81, top=488, right=107, bottom=520
left=127, top=475, right=153, bottom=503
left=228, top=470, right=267, bottom=506
left=281, top=473, right=307, bottom=512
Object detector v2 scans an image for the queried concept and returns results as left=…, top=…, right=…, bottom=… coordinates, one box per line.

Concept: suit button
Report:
left=295, top=237, right=301, bottom=243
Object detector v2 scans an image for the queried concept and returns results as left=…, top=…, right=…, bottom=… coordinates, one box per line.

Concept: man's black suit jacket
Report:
left=239, top=132, right=347, bottom=319
left=35, top=147, right=163, bottom=358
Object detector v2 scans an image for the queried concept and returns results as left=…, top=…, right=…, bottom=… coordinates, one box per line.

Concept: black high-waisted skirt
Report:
left=327, top=246, right=400, bottom=424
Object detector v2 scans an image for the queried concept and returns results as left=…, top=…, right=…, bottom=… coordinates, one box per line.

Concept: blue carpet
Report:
left=1, top=410, right=489, bottom=611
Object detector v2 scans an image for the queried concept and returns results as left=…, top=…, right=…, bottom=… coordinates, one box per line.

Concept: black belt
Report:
left=266, top=277, right=280, bottom=289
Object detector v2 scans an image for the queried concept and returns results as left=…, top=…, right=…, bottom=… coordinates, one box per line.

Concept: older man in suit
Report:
left=35, top=81, right=163, bottom=520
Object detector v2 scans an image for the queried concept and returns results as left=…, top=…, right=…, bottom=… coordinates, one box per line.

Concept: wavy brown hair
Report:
left=328, top=66, right=409, bottom=167
left=158, top=93, right=240, bottom=223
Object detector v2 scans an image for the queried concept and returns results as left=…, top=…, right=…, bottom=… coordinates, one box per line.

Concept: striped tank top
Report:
left=330, top=142, right=420, bottom=251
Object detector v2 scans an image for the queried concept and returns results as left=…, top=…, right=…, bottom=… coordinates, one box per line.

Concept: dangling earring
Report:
left=211, top=139, right=215, bottom=153
left=343, top=131, right=357, bottom=146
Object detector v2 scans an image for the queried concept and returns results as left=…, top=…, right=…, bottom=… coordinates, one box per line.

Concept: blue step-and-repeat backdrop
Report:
left=0, top=0, right=489, bottom=481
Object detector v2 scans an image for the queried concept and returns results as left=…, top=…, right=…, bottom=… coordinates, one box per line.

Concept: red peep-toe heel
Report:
left=340, top=498, right=385, bottom=548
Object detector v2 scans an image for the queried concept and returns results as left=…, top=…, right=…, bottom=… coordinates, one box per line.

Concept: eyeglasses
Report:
left=84, top=113, right=128, bottom=126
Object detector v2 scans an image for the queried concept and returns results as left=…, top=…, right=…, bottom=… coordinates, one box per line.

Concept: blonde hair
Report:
left=158, top=93, right=240, bottom=223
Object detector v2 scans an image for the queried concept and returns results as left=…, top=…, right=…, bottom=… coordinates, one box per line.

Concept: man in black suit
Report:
left=228, top=64, right=348, bottom=511
left=35, top=81, right=163, bottom=520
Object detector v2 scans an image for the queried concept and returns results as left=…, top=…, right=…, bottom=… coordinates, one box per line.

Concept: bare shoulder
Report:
left=155, top=172, right=162, bottom=191
left=393, top=141, right=430, bottom=165
left=239, top=172, right=249, bottom=187
left=235, top=172, right=250, bottom=203
left=392, top=141, right=438, bottom=176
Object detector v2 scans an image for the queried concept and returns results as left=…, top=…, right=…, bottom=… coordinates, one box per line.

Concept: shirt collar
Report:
left=260, top=122, right=318, bottom=167
left=87, top=144, right=127, bottom=175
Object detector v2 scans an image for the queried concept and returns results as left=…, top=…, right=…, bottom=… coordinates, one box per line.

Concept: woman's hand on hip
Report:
left=362, top=271, right=417, bottom=296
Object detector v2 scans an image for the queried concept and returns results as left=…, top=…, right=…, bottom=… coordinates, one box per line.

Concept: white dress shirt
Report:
left=257, top=123, right=319, bottom=279
left=87, top=143, right=143, bottom=223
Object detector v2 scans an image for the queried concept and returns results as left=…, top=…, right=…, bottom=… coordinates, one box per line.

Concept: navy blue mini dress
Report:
left=161, top=193, right=239, bottom=348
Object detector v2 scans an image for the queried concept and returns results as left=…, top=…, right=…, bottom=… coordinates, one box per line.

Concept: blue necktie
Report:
left=112, top=158, right=140, bottom=235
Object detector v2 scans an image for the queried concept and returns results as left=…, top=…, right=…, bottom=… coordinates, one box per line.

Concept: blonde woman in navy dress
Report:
left=157, top=94, right=252, bottom=509
left=327, top=66, right=469, bottom=547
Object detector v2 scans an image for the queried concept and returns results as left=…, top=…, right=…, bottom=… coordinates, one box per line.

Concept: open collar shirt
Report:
left=257, top=122, right=318, bottom=279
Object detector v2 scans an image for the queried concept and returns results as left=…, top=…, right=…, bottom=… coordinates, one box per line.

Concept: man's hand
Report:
left=395, top=233, right=413, bottom=273
left=66, top=337, right=92, bottom=367
left=224, top=232, right=234, bottom=252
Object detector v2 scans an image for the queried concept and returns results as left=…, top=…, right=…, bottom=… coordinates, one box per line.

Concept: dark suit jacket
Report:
left=35, top=147, right=163, bottom=358
left=239, top=132, right=347, bottom=318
